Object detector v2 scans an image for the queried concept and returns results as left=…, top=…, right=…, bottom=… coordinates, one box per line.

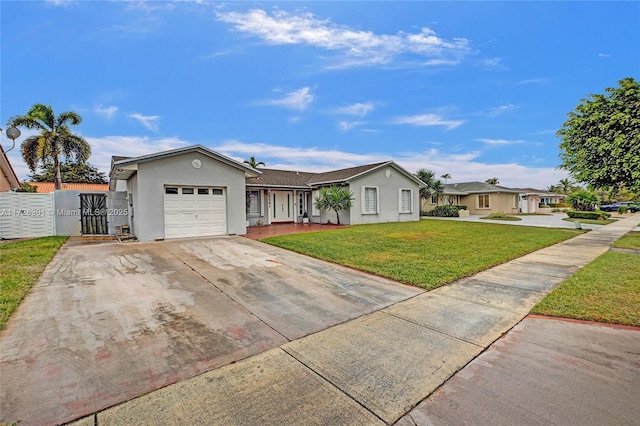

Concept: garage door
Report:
left=164, top=186, right=227, bottom=239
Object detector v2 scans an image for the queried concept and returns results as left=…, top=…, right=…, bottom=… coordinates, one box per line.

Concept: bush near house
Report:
left=426, top=205, right=461, bottom=217
left=549, top=203, right=572, bottom=208
left=480, top=212, right=522, bottom=221
left=567, top=210, right=612, bottom=220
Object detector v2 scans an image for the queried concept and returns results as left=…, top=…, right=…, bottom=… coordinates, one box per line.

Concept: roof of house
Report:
left=1, top=145, right=21, bottom=190
left=246, top=169, right=316, bottom=188
left=512, top=187, right=565, bottom=197
left=246, top=161, right=426, bottom=189
left=27, top=182, right=109, bottom=193
left=447, top=182, right=521, bottom=194
left=109, top=145, right=261, bottom=187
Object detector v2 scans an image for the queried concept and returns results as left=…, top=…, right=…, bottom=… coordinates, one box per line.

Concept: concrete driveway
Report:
left=0, top=237, right=421, bottom=425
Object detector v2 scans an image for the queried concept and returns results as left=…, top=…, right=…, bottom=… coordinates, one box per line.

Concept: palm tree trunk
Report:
left=335, top=210, right=340, bottom=225
left=54, top=155, right=62, bottom=190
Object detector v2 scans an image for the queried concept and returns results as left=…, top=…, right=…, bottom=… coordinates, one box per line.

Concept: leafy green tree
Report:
left=29, top=160, right=107, bottom=184
left=558, top=77, right=640, bottom=191
left=431, top=180, right=445, bottom=205
left=9, top=104, right=90, bottom=190
left=485, top=177, right=500, bottom=185
left=16, top=182, right=37, bottom=193
left=414, top=168, right=435, bottom=201
left=567, top=189, right=598, bottom=212
left=244, top=156, right=265, bottom=168
left=314, top=185, right=354, bottom=225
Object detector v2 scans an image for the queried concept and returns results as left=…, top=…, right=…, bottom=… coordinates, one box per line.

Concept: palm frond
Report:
left=57, top=111, right=82, bottom=127
left=60, top=134, right=91, bottom=162
left=20, top=136, right=42, bottom=171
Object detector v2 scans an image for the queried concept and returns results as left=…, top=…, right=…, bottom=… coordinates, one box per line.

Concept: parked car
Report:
left=599, top=202, right=640, bottom=212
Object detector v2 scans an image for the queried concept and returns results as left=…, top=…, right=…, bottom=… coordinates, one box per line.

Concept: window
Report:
left=246, top=190, right=260, bottom=215
left=182, top=188, right=194, bottom=195
left=399, top=189, right=412, bottom=213
left=198, top=188, right=209, bottom=195
left=165, top=187, right=178, bottom=194
left=431, top=195, right=438, bottom=204
left=478, top=194, right=490, bottom=209
left=541, top=197, right=552, bottom=205
left=212, top=189, right=223, bottom=195
left=363, top=187, right=378, bottom=214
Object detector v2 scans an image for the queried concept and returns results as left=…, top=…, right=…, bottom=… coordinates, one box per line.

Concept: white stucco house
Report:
left=109, top=145, right=424, bottom=241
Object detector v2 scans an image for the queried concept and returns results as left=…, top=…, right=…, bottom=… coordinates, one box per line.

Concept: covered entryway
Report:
left=270, top=190, right=293, bottom=223
left=164, top=186, right=227, bottom=239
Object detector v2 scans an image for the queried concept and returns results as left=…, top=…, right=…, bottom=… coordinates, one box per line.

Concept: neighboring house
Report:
left=246, top=161, right=424, bottom=226
left=423, top=182, right=521, bottom=215
left=109, top=145, right=260, bottom=242
left=108, top=145, right=424, bottom=241
left=0, top=145, right=20, bottom=192
left=25, top=182, right=109, bottom=193
left=512, top=188, right=566, bottom=213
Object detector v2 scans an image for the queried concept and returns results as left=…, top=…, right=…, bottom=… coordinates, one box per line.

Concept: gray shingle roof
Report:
left=246, top=169, right=316, bottom=188
left=306, top=162, right=388, bottom=185
left=448, top=182, right=521, bottom=193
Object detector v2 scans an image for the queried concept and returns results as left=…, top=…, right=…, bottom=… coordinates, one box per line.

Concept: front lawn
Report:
left=262, top=221, right=582, bottom=290
left=614, top=231, right=640, bottom=250
left=0, top=236, right=68, bottom=330
left=562, top=217, right=618, bottom=225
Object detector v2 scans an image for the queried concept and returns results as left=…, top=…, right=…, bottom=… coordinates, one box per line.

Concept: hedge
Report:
left=567, top=210, right=612, bottom=220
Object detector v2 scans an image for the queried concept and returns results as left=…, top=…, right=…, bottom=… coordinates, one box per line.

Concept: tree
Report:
left=16, top=182, right=37, bottom=193
left=414, top=168, right=435, bottom=201
left=485, top=177, right=500, bottom=185
left=558, top=77, right=640, bottom=191
left=440, top=173, right=451, bottom=183
left=9, top=104, right=90, bottom=190
left=244, top=156, right=265, bottom=168
left=431, top=180, right=444, bottom=205
left=29, top=160, right=107, bottom=184
left=566, top=189, right=598, bottom=212
left=314, top=185, right=354, bottom=225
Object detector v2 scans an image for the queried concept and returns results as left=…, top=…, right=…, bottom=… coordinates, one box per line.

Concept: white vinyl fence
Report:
left=0, top=192, right=56, bottom=239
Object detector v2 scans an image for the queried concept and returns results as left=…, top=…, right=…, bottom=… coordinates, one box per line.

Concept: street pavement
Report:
left=66, top=215, right=640, bottom=425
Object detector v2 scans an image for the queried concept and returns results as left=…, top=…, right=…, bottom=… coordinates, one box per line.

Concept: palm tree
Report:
left=558, top=178, right=575, bottom=194
left=314, top=185, right=354, bottom=225
left=414, top=168, right=435, bottom=201
left=431, top=180, right=445, bottom=205
left=9, top=104, right=90, bottom=190
left=485, top=177, right=500, bottom=185
left=440, top=173, right=451, bottom=184
left=244, top=156, right=265, bottom=168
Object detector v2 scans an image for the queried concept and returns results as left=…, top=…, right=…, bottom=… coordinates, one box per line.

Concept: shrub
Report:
left=617, top=206, right=628, bottom=214
left=567, top=210, right=611, bottom=220
left=454, top=205, right=468, bottom=210
left=549, top=203, right=571, bottom=208
left=426, top=205, right=460, bottom=217
left=485, top=212, right=508, bottom=219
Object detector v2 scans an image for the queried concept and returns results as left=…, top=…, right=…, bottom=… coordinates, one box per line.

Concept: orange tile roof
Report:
left=27, top=182, right=109, bottom=193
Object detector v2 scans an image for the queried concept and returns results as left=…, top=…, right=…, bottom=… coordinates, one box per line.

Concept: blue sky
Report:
left=2, top=1, right=638, bottom=188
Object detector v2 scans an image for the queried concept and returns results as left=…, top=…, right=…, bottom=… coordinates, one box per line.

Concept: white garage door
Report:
left=164, top=186, right=227, bottom=239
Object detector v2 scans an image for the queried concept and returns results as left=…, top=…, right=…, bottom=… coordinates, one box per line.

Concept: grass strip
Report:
left=614, top=231, right=640, bottom=250
left=0, top=236, right=68, bottom=330
left=263, top=220, right=581, bottom=290
left=531, top=250, right=640, bottom=326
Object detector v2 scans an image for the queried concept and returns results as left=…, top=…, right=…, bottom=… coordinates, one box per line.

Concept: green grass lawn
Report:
left=614, top=231, right=640, bottom=250
left=263, top=220, right=581, bottom=290
left=0, top=236, right=68, bottom=330
left=531, top=250, right=640, bottom=326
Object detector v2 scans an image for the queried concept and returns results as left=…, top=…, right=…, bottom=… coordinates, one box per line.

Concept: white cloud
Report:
left=338, top=121, right=364, bottom=132
left=486, top=103, right=518, bottom=117
left=332, top=102, right=375, bottom=117
left=128, top=113, right=160, bottom=131
left=264, top=87, right=314, bottom=111
left=514, top=78, right=548, bottom=85
left=212, top=140, right=568, bottom=189
left=598, top=53, right=611, bottom=58
left=392, top=113, right=464, bottom=130
left=94, top=104, right=118, bottom=119
left=475, top=138, right=525, bottom=145
left=216, top=9, right=470, bottom=69
left=477, top=57, right=506, bottom=70
left=45, top=0, right=77, bottom=7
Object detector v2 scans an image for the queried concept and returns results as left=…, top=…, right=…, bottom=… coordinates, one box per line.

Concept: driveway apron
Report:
left=0, top=237, right=420, bottom=425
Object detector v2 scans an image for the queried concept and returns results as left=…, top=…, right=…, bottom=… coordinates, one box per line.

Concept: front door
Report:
left=271, top=191, right=292, bottom=223
left=80, top=193, right=108, bottom=234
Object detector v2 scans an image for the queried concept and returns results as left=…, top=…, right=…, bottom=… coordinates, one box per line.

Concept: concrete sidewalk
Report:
left=72, top=215, right=640, bottom=425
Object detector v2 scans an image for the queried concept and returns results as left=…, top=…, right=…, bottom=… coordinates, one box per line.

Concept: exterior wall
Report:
left=54, top=190, right=128, bottom=236
left=461, top=193, right=519, bottom=215
left=348, top=165, right=421, bottom=225
left=1, top=174, right=12, bottom=192
left=0, top=192, right=55, bottom=239
left=130, top=152, right=247, bottom=241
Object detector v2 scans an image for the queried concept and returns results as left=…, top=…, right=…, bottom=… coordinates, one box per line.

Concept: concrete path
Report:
left=0, top=237, right=419, bottom=425
left=397, top=316, right=640, bottom=426
left=69, top=215, right=640, bottom=425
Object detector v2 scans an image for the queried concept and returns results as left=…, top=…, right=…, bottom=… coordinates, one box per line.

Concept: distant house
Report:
left=26, top=182, right=109, bottom=193
left=108, top=145, right=425, bottom=241
left=423, top=182, right=567, bottom=215
left=0, top=145, right=20, bottom=192
left=423, top=182, right=521, bottom=215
